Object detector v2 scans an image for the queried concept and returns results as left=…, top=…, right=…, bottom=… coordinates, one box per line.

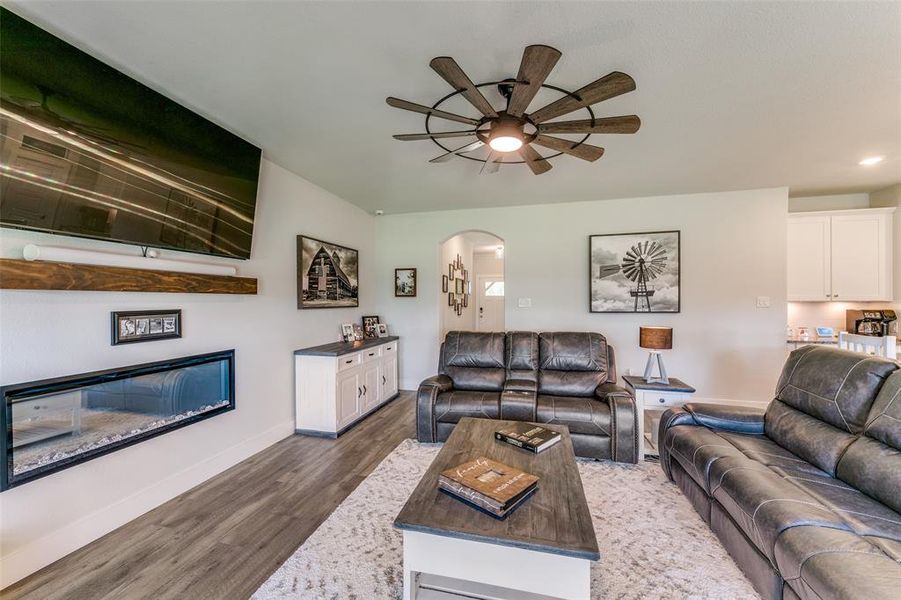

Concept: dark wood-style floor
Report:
left=4, top=392, right=416, bottom=600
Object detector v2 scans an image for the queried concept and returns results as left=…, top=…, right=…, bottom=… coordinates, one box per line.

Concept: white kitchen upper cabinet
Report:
left=787, top=216, right=831, bottom=301
left=831, top=213, right=892, bottom=301
left=787, top=208, right=894, bottom=302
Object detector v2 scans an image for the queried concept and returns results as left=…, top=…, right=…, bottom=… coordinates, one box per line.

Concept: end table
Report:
left=622, top=375, right=696, bottom=460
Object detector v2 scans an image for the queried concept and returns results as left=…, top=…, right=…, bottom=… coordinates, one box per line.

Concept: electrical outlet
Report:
left=756, top=296, right=771, bottom=308
left=517, top=297, right=532, bottom=308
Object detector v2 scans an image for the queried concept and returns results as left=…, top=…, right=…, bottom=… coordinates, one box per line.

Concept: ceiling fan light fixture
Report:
left=488, top=135, right=523, bottom=152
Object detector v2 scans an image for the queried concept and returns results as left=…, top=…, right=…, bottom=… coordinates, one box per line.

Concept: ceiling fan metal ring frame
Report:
left=424, top=80, right=596, bottom=165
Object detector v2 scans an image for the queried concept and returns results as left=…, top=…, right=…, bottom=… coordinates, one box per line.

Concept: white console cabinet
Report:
left=295, top=337, right=399, bottom=436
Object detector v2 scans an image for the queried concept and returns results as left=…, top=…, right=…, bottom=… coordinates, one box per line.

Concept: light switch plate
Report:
left=517, top=297, right=532, bottom=308
left=756, top=296, right=771, bottom=308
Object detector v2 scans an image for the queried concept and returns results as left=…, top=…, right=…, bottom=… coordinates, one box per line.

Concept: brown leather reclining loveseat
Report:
left=417, top=331, right=639, bottom=463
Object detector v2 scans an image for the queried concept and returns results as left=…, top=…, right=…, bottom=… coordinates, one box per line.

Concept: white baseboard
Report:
left=0, top=419, right=295, bottom=589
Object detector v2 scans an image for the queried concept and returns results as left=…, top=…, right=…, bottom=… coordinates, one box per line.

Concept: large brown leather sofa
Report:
left=659, top=346, right=901, bottom=599
left=417, top=331, right=639, bottom=463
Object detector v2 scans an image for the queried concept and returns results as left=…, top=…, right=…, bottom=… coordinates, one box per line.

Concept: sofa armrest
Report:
left=657, top=404, right=765, bottom=481
left=500, top=379, right=537, bottom=421
left=680, top=403, right=766, bottom=434
left=416, top=375, right=453, bottom=442
left=596, top=383, right=639, bottom=464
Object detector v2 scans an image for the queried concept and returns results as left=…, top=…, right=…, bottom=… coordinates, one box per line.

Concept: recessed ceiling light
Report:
left=859, top=156, right=884, bottom=166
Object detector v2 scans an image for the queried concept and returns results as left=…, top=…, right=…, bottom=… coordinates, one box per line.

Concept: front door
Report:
left=476, top=275, right=505, bottom=332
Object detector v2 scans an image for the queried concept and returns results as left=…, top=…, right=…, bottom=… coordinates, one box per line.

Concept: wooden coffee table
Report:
left=394, top=417, right=599, bottom=599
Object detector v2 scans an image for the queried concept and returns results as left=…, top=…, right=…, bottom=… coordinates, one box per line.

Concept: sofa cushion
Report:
left=775, top=526, right=901, bottom=600
left=709, top=456, right=852, bottom=561
left=441, top=331, right=506, bottom=391
left=764, top=400, right=858, bottom=476
left=536, top=394, right=611, bottom=436
left=505, top=331, right=539, bottom=381
left=717, top=431, right=828, bottom=478
left=775, top=469, right=901, bottom=544
left=772, top=346, right=898, bottom=434
left=663, top=425, right=748, bottom=493
left=443, top=331, right=505, bottom=368
left=434, top=391, right=500, bottom=424
left=538, top=332, right=608, bottom=372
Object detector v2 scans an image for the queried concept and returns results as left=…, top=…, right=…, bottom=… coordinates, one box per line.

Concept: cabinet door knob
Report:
left=362, top=385, right=367, bottom=395
left=382, top=375, right=386, bottom=385
left=658, top=398, right=666, bottom=404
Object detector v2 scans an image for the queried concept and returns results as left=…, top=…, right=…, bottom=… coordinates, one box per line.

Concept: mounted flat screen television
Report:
left=0, top=8, right=261, bottom=259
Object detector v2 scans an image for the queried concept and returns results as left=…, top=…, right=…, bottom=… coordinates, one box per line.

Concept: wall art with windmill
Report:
left=589, top=231, right=680, bottom=313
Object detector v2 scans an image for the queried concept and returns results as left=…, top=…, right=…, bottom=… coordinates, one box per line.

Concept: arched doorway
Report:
left=439, top=231, right=505, bottom=338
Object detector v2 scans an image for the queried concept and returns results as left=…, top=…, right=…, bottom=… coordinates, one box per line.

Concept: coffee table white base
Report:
left=402, top=530, right=591, bottom=600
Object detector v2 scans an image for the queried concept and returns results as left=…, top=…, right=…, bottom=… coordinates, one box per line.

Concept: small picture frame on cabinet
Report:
left=376, top=323, right=389, bottom=338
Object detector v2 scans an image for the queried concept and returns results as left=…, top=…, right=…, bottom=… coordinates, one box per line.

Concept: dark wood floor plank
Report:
left=2, top=392, right=415, bottom=600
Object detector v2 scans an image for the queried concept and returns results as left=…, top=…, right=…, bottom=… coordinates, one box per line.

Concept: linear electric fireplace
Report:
left=1, top=350, right=234, bottom=491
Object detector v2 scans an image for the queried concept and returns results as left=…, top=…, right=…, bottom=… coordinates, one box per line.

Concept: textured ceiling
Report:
left=9, top=1, right=900, bottom=214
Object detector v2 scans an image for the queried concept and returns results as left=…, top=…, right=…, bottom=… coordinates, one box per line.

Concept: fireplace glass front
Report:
left=2, top=350, right=234, bottom=490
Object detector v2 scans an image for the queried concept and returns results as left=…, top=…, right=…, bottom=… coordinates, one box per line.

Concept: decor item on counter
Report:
left=111, top=310, right=182, bottom=345
left=385, top=44, right=640, bottom=176
left=640, top=326, right=673, bottom=384
left=362, top=316, right=380, bottom=339
left=376, top=323, right=389, bottom=338
left=297, top=236, right=359, bottom=309
left=0, top=9, right=260, bottom=260
left=590, top=231, right=680, bottom=313
left=847, top=309, right=898, bottom=337
left=442, top=275, right=448, bottom=293
left=394, top=268, right=417, bottom=297
left=341, top=323, right=354, bottom=342
left=352, top=324, right=364, bottom=341
left=797, top=326, right=811, bottom=340
left=816, top=326, right=835, bottom=338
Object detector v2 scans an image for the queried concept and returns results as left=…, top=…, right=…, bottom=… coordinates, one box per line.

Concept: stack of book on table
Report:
left=438, top=457, right=538, bottom=519
left=494, top=422, right=562, bottom=453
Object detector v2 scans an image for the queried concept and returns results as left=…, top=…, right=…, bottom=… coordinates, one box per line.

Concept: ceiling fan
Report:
left=386, top=44, right=640, bottom=175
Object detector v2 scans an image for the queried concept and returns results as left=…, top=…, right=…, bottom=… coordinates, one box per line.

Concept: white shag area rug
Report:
left=254, top=439, right=759, bottom=600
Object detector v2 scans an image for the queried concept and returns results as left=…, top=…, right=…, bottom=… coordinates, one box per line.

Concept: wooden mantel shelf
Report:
left=0, top=259, right=258, bottom=294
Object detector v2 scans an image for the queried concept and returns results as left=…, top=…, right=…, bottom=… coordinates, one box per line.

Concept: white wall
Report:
left=0, top=159, right=377, bottom=587
left=374, top=188, right=789, bottom=402
left=788, top=193, right=870, bottom=213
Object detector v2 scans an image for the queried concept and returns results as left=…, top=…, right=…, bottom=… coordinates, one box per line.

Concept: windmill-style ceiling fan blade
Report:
left=532, top=135, right=605, bottom=162
left=386, top=97, right=480, bottom=126
left=528, top=71, right=636, bottom=124
left=430, top=140, right=485, bottom=163
left=429, top=56, right=498, bottom=117
left=537, top=115, right=641, bottom=135
left=517, top=144, right=552, bottom=175
left=393, top=130, right=477, bottom=141
left=480, top=150, right=502, bottom=174
left=507, top=45, right=562, bottom=118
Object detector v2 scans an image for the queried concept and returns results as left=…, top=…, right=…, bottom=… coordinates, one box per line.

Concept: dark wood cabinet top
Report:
left=394, top=417, right=600, bottom=560
left=294, top=336, right=399, bottom=357
left=622, top=375, right=695, bottom=393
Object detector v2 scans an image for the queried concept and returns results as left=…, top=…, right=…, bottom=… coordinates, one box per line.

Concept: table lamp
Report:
left=640, top=326, right=672, bottom=384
